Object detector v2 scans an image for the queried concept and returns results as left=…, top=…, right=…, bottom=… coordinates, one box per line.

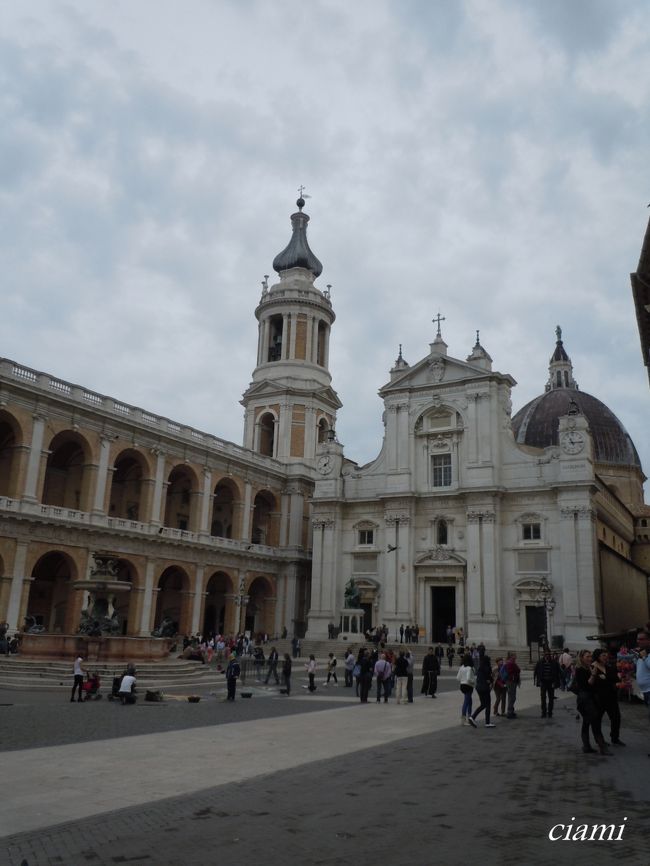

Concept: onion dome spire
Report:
left=272, top=194, right=323, bottom=277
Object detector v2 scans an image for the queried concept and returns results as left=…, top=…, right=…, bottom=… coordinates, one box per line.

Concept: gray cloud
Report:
left=0, top=0, right=648, bottom=486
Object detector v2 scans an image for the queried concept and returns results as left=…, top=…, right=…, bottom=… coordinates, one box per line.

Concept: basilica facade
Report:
left=0, top=200, right=648, bottom=650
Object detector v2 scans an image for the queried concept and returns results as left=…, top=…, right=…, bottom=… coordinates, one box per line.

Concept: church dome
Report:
left=272, top=197, right=323, bottom=277
left=511, top=327, right=642, bottom=469
left=512, top=389, right=641, bottom=468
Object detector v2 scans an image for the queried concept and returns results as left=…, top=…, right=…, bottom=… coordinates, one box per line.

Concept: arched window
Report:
left=317, top=418, right=329, bottom=444
left=258, top=413, right=275, bottom=457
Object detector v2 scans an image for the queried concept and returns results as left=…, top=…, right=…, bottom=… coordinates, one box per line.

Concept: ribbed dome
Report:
left=272, top=201, right=323, bottom=277
left=512, top=390, right=641, bottom=468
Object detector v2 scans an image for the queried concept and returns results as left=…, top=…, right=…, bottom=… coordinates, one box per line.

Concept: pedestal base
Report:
left=18, top=633, right=174, bottom=662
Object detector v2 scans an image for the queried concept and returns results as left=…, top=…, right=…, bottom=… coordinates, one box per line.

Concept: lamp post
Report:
left=235, top=577, right=249, bottom=635
left=537, top=578, right=556, bottom=649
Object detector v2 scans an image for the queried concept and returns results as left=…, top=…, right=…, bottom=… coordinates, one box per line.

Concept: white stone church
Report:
left=0, top=198, right=648, bottom=651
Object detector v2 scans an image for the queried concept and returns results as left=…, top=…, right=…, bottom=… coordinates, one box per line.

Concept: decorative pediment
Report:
left=414, top=548, right=466, bottom=566
left=380, top=353, right=498, bottom=395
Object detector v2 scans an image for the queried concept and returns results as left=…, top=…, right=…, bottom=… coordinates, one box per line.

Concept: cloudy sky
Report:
left=1, top=0, right=648, bottom=484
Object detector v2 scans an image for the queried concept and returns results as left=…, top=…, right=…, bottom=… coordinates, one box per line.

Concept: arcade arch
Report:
left=110, top=450, right=149, bottom=521
left=26, top=551, right=77, bottom=633
left=164, top=465, right=200, bottom=532
left=0, top=412, right=22, bottom=498
left=154, top=566, right=191, bottom=635
left=202, top=570, right=233, bottom=637
left=246, top=575, right=275, bottom=635
left=252, top=490, right=279, bottom=546
left=211, top=479, right=239, bottom=538
left=42, top=432, right=92, bottom=511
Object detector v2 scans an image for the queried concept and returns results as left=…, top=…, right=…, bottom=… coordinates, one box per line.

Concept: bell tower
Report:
left=241, top=196, right=341, bottom=463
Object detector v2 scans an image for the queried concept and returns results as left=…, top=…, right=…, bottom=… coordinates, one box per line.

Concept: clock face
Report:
left=317, top=455, right=333, bottom=475
left=560, top=431, right=585, bottom=454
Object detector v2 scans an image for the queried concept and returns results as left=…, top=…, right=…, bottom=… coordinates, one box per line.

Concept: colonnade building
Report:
left=1, top=199, right=648, bottom=649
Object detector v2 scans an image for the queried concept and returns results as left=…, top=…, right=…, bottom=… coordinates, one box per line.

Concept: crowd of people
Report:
left=63, top=622, right=650, bottom=759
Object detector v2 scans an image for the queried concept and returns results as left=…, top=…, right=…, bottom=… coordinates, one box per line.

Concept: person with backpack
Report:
left=456, top=653, right=477, bottom=725
left=225, top=653, right=241, bottom=701
left=374, top=652, right=393, bottom=702
left=492, top=656, right=507, bottom=716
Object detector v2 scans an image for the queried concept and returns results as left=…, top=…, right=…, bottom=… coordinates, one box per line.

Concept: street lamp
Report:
left=234, top=578, right=249, bottom=635
left=537, top=578, right=556, bottom=649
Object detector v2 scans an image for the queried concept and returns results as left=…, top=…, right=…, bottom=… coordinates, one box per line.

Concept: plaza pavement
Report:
left=0, top=671, right=647, bottom=866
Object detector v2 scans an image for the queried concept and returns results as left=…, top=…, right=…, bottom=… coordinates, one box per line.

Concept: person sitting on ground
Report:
left=118, top=671, right=137, bottom=704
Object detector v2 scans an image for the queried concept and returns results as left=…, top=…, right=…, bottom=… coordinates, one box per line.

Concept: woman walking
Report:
left=492, top=656, right=507, bottom=717
left=574, top=649, right=611, bottom=756
left=456, top=653, right=477, bottom=726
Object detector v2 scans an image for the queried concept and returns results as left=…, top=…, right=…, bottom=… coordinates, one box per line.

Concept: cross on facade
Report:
left=433, top=311, right=446, bottom=337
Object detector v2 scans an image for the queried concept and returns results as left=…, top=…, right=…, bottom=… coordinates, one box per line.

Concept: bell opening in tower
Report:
left=258, top=413, right=276, bottom=457
left=268, top=315, right=283, bottom=362
left=316, top=320, right=327, bottom=366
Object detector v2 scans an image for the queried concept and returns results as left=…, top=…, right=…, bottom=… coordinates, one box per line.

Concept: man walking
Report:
left=344, top=649, right=355, bottom=687
left=264, top=646, right=280, bottom=684
left=504, top=652, right=521, bottom=719
left=281, top=653, right=292, bottom=696
left=533, top=649, right=560, bottom=718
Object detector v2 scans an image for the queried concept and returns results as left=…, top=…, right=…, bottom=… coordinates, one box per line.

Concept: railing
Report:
left=0, top=498, right=300, bottom=559
left=0, top=356, right=282, bottom=471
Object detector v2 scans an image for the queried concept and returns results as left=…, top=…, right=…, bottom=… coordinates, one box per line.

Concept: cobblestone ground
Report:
left=1, top=684, right=647, bottom=866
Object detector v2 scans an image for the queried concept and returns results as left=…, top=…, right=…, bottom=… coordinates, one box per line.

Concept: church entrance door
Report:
left=525, top=605, right=546, bottom=646
left=360, top=603, right=372, bottom=633
left=431, top=586, right=455, bottom=643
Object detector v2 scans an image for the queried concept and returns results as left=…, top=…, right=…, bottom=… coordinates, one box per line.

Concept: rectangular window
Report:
left=431, top=454, right=452, bottom=487
left=352, top=555, right=377, bottom=574
left=517, top=551, right=548, bottom=572
left=522, top=523, right=541, bottom=541
left=358, top=529, right=374, bottom=546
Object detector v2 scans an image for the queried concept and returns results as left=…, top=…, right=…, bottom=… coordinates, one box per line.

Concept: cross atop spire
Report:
left=433, top=311, right=446, bottom=337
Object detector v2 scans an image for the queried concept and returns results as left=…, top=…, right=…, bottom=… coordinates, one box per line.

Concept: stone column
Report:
left=190, top=565, right=205, bottom=634
left=138, top=560, right=157, bottom=636
left=91, top=435, right=112, bottom=516
left=288, top=491, right=304, bottom=547
left=385, top=406, right=399, bottom=472
left=5, top=541, right=29, bottom=631
left=383, top=517, right=398, bottom=616
left=149, top=450, right=166, bottom=527
left=199, top=468, right=212, bottom=535
left=241, top=481, right=253, bottom=541
left=465, top=510, right=482, bottom=631
left=396, top=403, right=409, bottom=470
left=22, top=414, right=46, bottom=502
left=281, top=314, right=289, bottom=360
left=279, top=490, right=290, bottom=547
left=306, top=316, right=314, bottom=363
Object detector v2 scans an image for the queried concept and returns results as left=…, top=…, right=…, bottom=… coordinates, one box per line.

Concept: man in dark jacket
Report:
left=533, top=650, right=561, bottom=718
left=421, top=647, right=440, bottom=698
left=264, top=646, right=280, bottom=684
left=225, top=654, right=241, bottom=701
